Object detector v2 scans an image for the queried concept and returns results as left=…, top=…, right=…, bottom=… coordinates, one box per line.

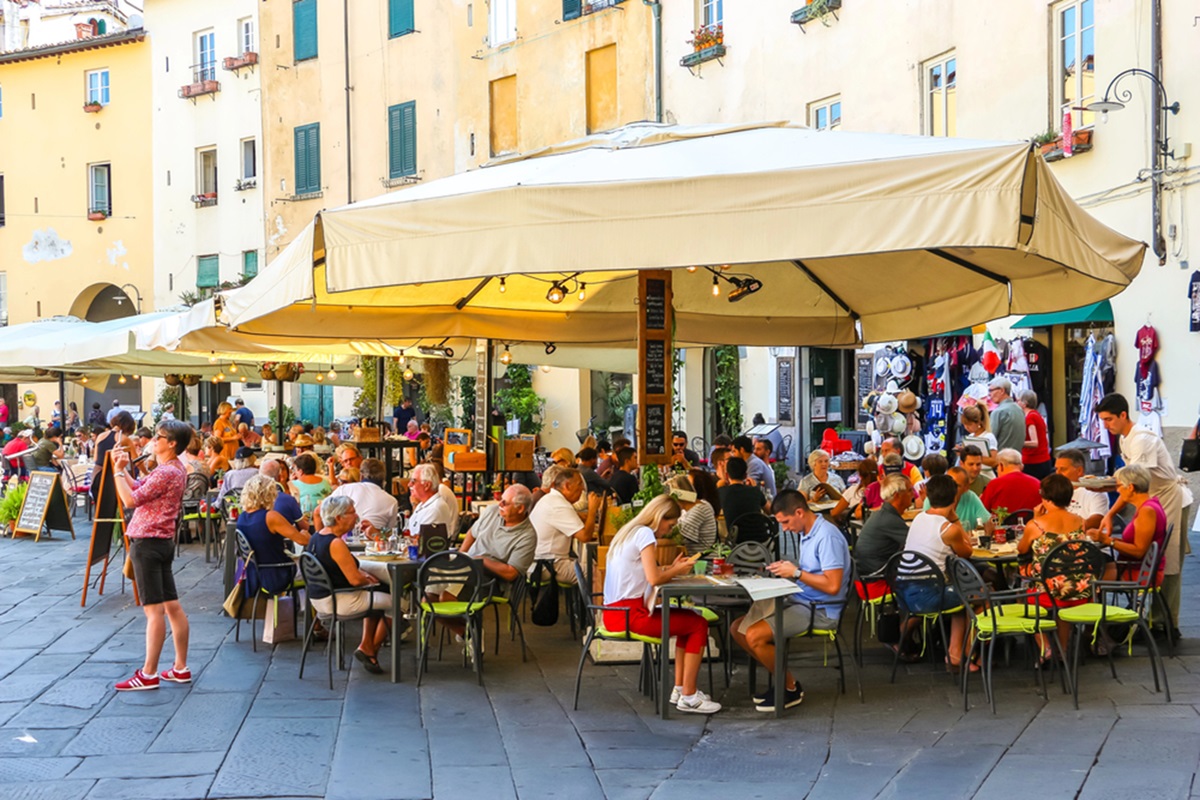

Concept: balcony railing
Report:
left=179, top=64, right=220, bottom=100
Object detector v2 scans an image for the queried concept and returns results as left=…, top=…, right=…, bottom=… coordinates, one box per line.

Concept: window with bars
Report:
left=195, top=31, right=216, bottom=81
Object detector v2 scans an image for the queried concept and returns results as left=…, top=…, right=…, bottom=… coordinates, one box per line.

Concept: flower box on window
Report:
left=791, top=0, right=841, bottom=27
left=223, top=52, right=258, bottom=71
left=179, top=79, right=220, bottom=99
left=87, top=210, right=107, bottom=221
left=83, top=101, right=103, bottom=113
left=1041, top=128, right=1093, bottom=162
left=680, top=44, right=726, bottom=68
left=191, top=192, right=218, bottom=207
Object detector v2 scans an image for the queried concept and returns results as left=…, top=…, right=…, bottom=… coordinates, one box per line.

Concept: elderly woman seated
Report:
left=1090, top=464, right=1167, bottom=583
left=239, top=475, right=310, bottom=595
left=303, top=495, right=391, bottom=674
left=798, top=448, right=846, bottom=502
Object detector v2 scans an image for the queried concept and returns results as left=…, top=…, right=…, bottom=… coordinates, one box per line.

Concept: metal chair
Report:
left=1144, top=524, right=1176, bottom=655
left=298, top=552, right=376, bottom=690
left=416, top=551, right=495, bottom=686
left=488, top=572, right=529, bottom=662
left=728, top=512, right=780, bottom=556
left=571, top=562, right=661, bottom=710
left=884, top=550, right=963, bottom=682
left=1042, top=539, right=1169, bottom=708
left=1000, top=509, right=1036, bottom=526
left=851, top=558, right=893, bottom=667
left=783, top=596, right=860, bottom=701
left=60, top=466, right=93, bottom=521
left=234, top=529, right=302, bottom=652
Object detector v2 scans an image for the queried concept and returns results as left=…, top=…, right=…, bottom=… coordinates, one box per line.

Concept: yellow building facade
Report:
left=0, top=28, right=154, bottom=409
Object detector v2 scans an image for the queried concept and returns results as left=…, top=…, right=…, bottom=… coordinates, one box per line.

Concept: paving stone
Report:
left=882, top=743, right=1006, bottom=799
left=587, top=747, right=689, bottom=770
left=1008, top=711, right=1116, bottom=755
left=0, top=700, right=26, bottom=726
left=97, top=687, right=188, bottom=718
left=248, top=696, right=344, bottom=717
left=428, top=722, right=510, bottom=767
left=0, top=757, right=83, bottom=783
left=61, top=716, right=166, bottom=757
left=1098, top=722, right=1200, bottom=767
left=501, top=723, right=591, bottom=768
left=1078, top=764, right=1194, bottom=800
left=84, top=775, right=214, bottom=800
left=511, top=766, right=605, bottom=800
left=7, top=702, right=103, bottom=729
left=0, top=780, right=94, bottom=800
left=433, top=765, right=515, bottom=800
left=594, top=768, right=673, bottom=800
left=148, top=691, right=252, bottom=753
left=0, top=726, right=79, bottom=756
left=209, top=716, right=337, bottom=798
left=974, top=753, right=1093, bottom=800
left=649, top=779, right=796, bottom=800
left=69, top=751, right=225, bottom=779
left=44, top=624, right=129, bottom=656
left=327, top=725, right=430, bottom=800
left=0, top=648, right=38, bottom=681
left=37, top=679, right=116, bottom=711
left=0, top=673, right=60, bottom=703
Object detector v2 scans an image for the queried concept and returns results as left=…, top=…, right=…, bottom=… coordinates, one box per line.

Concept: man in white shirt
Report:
left=324, top=458, right=399, bottom=532
left=1054, top=449, right=1108, bottom=531
left=1097, top=393, right=1187, bottom=627
left=529, top=466, right=602, bottom=583
left=405, top=463, right=452, bottom=536
left=437, top=480, right=461, bottom=539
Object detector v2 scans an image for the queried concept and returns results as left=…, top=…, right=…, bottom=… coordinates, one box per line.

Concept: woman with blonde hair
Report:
left=958, top=401, right=999, bottom=476
left=238, top=475, right=309, bottom=595
left=602, top=495, right=720, bottom=714
left=212, top=401, right=240, bottom=461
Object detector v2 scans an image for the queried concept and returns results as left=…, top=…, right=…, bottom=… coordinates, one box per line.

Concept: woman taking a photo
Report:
left=602, top=496, right=720, bottom=714
left=112, top=419, right=194, bottom=691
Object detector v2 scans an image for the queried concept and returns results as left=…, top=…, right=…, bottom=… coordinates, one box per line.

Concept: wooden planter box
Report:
left=180, top=79, right=220, bottom=99
left=223, top=52, right=258, bottom=70
left=680, top=44, right=726, bottom=68
left=1042, top=128, right=1094, bottom=162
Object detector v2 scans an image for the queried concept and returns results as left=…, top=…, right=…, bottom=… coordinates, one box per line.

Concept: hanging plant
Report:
left=423, top=358, right=451, bottom=406
left=181, top=374, right=202, bottom=386
left=164, top=374, right=181, bottom=386
left=713, top=345, right=743, bottom=435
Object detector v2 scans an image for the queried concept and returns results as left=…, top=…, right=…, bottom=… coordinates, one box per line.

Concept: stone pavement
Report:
left=1, top=512, right=1199, bottom=800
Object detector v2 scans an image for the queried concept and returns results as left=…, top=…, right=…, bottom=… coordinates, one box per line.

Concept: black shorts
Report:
left=130, top=537, right=179, bottom=605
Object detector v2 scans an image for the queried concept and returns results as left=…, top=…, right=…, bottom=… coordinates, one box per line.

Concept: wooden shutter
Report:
left=389, top=0, right=414, bottom=37
left=294, top=124, right=320, bottom=194
left=388, top=102, right=417, bottom=178
left=197, top=255, right=220, bottom=288
left=242, top=250, right=258, bottom=278
left=563, top=0, right=582, bottom=21
left=293, top=0, right=318, bottom=61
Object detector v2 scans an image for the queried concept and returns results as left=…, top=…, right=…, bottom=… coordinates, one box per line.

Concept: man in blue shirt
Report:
left=232, top=398, right=254, bottom=429
left=733, top=435, right=776, bottom=498
left=731, top=489, right=849, bottom=712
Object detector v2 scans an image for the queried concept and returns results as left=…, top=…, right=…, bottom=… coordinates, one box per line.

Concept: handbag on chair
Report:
left=1180, top=439, right=1200, bottom=473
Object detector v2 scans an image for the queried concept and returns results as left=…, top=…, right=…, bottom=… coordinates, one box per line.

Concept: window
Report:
left=563, top=0, right=581, bottom=21
left=197, top=148, right=217, bottom=196
left=242, top=250, right=258, bottom=279
left=196, top=30, right=216, bottom=81
left=293, top=123, right=321, bottom=194
left=239, top=17, right=255, bottom=54
left=1057, top=0, right=1094, bottom=129
left=387, top=101, right=417, bottom=178
left=924, top=53, right=957, bottom=137
left=241, top=138, right=257, bottom=180
left=586, top=44, right=617, bottom=134
left=89, top=163, right=111, bottom=214
left=86, top=69, right=110, bottom=105
left=197, top=255, right=220, bottom=289
left=700, top=0, right=723, bottom=28
left=809, top=96, right=841, bottom=131
left=388, top=0, right=414, bottom=38
left=293, top=0, right=318, bottom=61
left=489, top=0, right=515, bottom=46
left=489, top=75, right=518, bottom=156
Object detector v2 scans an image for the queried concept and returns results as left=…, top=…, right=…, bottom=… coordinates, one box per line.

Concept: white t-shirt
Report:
left=437, top=482, right=461, bottom=537
left=904, top=511, right=953, bottom=575
left=406, top=493, right=452, bottom=535
left=330, top=482, right=399, bottom=530
left=530, top=488, right=584, bottom=560
left=603, top=526, right=656, bottom=605
left=1068, top=486, right=1109, bottom=521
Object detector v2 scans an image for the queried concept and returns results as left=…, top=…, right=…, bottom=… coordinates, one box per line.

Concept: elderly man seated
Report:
left=316, top=458, right=399, bottom=533
left=405, top=463, right=453, bottom=536
left=427, top=485, right=537, bottom=638
left=980, top=448, right=1042, bottom=515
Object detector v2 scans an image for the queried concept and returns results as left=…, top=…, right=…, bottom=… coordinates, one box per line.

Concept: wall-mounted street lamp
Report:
left=109, top=283, right=144, bottom=313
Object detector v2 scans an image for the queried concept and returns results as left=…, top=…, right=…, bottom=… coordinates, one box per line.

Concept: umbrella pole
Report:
left=275, top=380, right=285, bottom=434
left=58, top=373, right=66, bottom=428
left=375, top=357, right=385, bottom=425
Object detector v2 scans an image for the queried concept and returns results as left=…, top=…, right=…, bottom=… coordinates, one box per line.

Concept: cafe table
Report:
left=658, top=575, right=790, bottom=720
left=358, top=552, right=424, bottom=683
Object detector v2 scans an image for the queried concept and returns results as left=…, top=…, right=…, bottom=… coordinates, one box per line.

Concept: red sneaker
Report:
left=115, top=669, right=159, bottom=692
left=158, top=667, right=192, bottom=684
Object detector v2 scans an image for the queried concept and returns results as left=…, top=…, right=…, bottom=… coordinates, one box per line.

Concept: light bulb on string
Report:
left=315, top=372, right=324, bottom=382
left=539, top=364, right=551, bottom=373
left=228, top=363, right=238, bottom=374
left=499, top=347, right=513, bottom=366
left=712, top=275, right=720, bottom=297
left=353, top=365, right=363, bottom=378
left=403, top=367, right=414, bottom=381
left=216, top=371, right=226, bottom=382
left=131, top=374, right=139, bottom=380
left=81, top=376, right=89, bottom=384
left=687, top=266, right=698, bottom=273
left=208, top=353, right=217, bottom=364
left=210, top=375, right=219, bottom=384
left=327, top=367, right=337, bottom=380
left=578, top=283, right=587, bottom=301
left=239, top=374, right=247, bottom=383
left=118, top=374, right=127, bottom=384
left=498, top=277, right=506, bottom=293
left=546, top=283, right=565, bottom=304
left=398, top=355, right=407, bottom=366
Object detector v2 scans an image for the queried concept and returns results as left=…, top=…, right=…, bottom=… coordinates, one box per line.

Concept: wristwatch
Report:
left=794, top=566, right=802, bottom=580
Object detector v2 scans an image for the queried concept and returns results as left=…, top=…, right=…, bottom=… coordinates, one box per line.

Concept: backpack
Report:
left=183, top=469, right=211, bottom=502
left=529, top=559, right=560, bottom=627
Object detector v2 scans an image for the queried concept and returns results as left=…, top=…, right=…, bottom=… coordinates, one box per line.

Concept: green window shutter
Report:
left=197, top=255, right=220, bottom=288
left=242, top=250, right=258, bottom=278
left=389, top=0, right=414, bottom=37
left=388, top=101, right=417, bottom=178
left=563, top=0, right=582, bottom=21
left=293, top=0, right=318, bottom=61
left=294, top=123, right=320, bottom=194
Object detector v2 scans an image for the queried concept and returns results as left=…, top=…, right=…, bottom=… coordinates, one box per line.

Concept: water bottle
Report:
left=387, top=529, right=399, bottom=553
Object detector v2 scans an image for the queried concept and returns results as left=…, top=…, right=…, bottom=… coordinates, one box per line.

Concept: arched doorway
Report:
left=70, top=283, right=143, bottom=423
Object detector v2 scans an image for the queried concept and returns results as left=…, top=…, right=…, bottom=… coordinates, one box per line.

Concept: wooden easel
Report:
left=81, top=452, right=138, bottom=607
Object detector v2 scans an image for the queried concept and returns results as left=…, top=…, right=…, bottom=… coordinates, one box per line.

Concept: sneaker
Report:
left=751, top=684, right=774, bottom=705
left=115, top=669, right=159, bottom=692
left=670, top=687, right=702, bottom=705
left=158, top=667, right=192, bottom=684
left=755, top=684, right=804, bottom=712
left=676, top=693, right=722, bottom=714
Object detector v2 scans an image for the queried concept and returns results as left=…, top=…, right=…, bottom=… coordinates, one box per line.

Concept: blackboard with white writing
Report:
left=644, top=403, right=667, bottom=456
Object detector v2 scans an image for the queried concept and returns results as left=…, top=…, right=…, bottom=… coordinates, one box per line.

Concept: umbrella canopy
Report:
left=221, top=121, right=1145, bottom=347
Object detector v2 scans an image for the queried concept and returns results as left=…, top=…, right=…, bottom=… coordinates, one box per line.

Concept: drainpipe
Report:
left=643, top=0, right=662, bottom=122
left=1150, top=0, right=1165, bottom=264
left=343, top=0, right=354, bottom=203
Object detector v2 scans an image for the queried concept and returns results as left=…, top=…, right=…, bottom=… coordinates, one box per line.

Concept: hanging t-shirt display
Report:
left=1025, top=339, right=1051, bottom=399
left=1136, top=324, right=1158, bottom=366
left=1136, top=360, right=1160, bottom=412
left=1189, top=270, right=1200, bottom=333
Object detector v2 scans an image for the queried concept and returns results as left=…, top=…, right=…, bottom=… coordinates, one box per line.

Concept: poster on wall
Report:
left=776, top=357, right=794, bottom=424
left=855, top=352, right=875, bottom=426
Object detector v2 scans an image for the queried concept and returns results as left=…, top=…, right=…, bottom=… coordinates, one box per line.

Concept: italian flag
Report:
left=980, top=330, right=1001, bottom=374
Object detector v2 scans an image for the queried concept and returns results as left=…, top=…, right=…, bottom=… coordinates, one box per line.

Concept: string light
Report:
left=398, top=355, right=407, bottom=366
left=238, top=373, right=247, bottom=383
left=118, top=374, right=127, bottom=384
left=403, top=367, right=414, bottom=381
left=327, top=366, right=337, bottom=380
left=81, top=376, right=89, bottom=384
left=228, top=363, right=238, bottom=374
left=210, top=375, right=219, bottom=383
left=498, top=277, right=506, bottom=293
left=315, top=371, right=324, bottom=382
left=208, top=353, right=217, bottom=364
left=131, top=374, right=140, bottom=380
left=577, top=282, right=587, bottom=301
left=546, top=283, right=565, bottom=304
left=712, top=274, right=720, bottom=297
left=499, top=347, right=513, bottom=366
left=540, top=365, right=551, bottom=373
left=687, top=266, right=698, bottom=273
left=353, top=364, right=363, bottom=378
left=216, top=371, right=226, bottom=382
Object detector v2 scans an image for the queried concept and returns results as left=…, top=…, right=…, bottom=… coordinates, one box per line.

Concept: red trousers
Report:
left=603, top=598, right=709, bottom=655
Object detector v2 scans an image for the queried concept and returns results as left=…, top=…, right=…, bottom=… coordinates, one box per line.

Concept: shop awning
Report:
left=1011, top=300, right=1113, bottom=329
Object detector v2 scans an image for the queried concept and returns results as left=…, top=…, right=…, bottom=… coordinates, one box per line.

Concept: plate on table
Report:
left=1076, top=476, right=1117, bottom=490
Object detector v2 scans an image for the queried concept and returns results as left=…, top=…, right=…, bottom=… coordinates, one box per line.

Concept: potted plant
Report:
left=83, top=101, right=103, bottom=113
left=0, top=480, right=28, bottom=536
left=1031, top=128, right=1060, bottom=155
left=274, top=362, right=303, bottom=382
left=259, top=362, right=278, bottom=380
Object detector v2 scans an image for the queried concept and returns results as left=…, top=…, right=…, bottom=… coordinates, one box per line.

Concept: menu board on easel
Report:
left=637, top=272, right=672, bottom=464
left=81, top=452, right=134, bottom=607
left=14, top=471, right=74, bottom=541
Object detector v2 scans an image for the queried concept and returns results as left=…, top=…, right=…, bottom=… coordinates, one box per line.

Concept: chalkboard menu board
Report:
left=14, top=471, right=73, bottom=541
left=644, top=339, right=667, bottom=395
left=644, top=279, right=667, bottom=331
left=855, top=352, right=876, bottom=425
left=474, top=341, right=491, bottom=453
left=776, top=357, right=794, bottom=424
left=644, top=403, right=667, bottom=455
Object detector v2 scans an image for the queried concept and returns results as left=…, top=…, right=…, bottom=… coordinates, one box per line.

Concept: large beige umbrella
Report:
left=221, top=121, right=1145, bottom=347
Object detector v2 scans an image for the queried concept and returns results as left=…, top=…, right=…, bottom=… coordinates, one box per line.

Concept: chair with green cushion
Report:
left=1041, top=539, right=1169, bottom=709
left=416, top=551, right=496, bottom=686
left=947, top=555, right=1059, bottom=713
left=783, top=596, right=860, bottom=701
left=885, top=550, right=963, bottom=682
left=571, top=562, right=661, bottom=711
left=488, top=572, right=529, bottom=662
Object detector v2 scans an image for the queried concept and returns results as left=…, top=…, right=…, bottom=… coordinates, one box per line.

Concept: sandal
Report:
left=354, top=649, right=383, bottom=674
left=889, top=644, right=921, bottom=664
left=946, top=657, right=980, bottom=674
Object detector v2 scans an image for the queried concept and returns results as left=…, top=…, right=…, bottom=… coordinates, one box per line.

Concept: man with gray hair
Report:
left=980, top=448, right=1041, bottom=513
left=530, top=465, right=602, bottom=583
left=987, top=377, right=1025, bottom=453
left=463, top=485, right=536, bottom=581
left=855, top=475, right=914, bottom=577
left=405, top=462, right=452, bottom=536
left=321, top=458, right=399, bottom=532
left=1055, top=448, right=1108, bottom=530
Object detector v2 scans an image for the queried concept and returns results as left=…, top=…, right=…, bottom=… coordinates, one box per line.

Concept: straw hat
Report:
left=896, top=390, right=919, bottom=415
left=890, top=353, right=913, bottom=381
left=875, top=393, right=898, bottom=414
left=292, top=434, right=315, bottom=448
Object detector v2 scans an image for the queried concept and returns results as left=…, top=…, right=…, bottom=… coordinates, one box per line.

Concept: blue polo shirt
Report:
left=791, top=515, right=851, bottom=618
